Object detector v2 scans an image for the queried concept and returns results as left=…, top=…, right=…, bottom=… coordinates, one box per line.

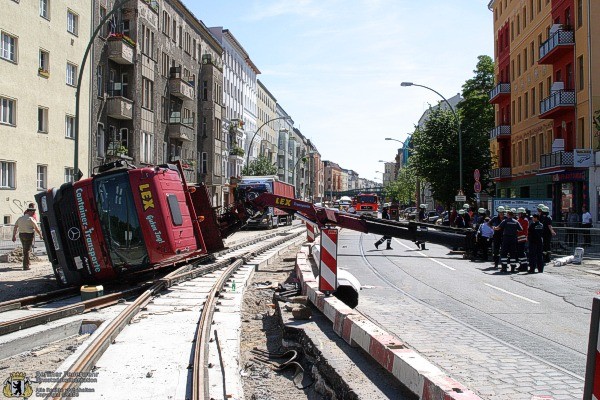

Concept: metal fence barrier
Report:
left=551, top=225, right=600, bottom=258
left=0, top=224, right=45, bottom=255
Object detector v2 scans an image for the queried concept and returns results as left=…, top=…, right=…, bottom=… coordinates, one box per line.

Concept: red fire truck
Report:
left=353, top=193, right=379, bottom=217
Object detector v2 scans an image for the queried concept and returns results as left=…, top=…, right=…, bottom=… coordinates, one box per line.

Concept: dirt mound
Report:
left=0, top=246, right=42, bottom=263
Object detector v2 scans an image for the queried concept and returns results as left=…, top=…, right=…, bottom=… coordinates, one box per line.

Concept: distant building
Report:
left=1, top=0, right=91, bottom=222
left=488, top=0, right=600, bottom=222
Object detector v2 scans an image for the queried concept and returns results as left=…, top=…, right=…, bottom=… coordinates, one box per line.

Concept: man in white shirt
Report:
left=582, top=205, right=593, bottom=246
left=12, top=206, right=43, bottom=270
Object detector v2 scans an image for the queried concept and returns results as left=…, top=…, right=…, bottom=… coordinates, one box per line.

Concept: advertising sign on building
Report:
left=491, top=198, right=552, bottom=215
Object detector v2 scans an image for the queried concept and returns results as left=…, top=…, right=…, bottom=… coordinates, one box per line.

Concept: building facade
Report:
left=489, top=0, right=600, bottom=223
left=276, top=104, right=294, bottom=184
left=1, top=0, right=91, bottom=222
left=256, top=79, right=278, bottom=165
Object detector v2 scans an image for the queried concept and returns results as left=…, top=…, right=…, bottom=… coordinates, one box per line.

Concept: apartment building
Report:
left=306, top=140, right=323, bottom=203
left=1, top=0, right=91, bottom=222
left=256, top=79, right=279, bottom=166
left=89, top=0, right=223, bottom=205
left=323, top=160, right=342, bottom=201
left=489, top=0, right=600, bottom=222
left=276, top=104, right=294, bottom=185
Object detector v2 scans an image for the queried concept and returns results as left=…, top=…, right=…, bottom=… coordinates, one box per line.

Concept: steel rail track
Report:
left=0, top=287, right=79, bottom=313
left=45, top=227, right=305, bottom=399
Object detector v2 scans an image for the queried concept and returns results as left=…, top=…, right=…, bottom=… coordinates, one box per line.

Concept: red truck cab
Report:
left=36, top=162, right=212, bottom=286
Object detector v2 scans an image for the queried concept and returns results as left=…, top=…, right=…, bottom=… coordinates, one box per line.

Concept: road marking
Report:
left=394, top=239, right=456, bottom=270
left=484, top=283, right=539, bottom=304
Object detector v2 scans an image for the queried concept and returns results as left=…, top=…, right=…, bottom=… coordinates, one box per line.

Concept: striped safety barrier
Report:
left=319, top=228, right=338, bottom=293
left=306, top=222, right=316, bottom=243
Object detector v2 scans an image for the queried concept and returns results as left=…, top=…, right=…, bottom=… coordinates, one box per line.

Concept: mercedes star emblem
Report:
left=68, top=227, right=81, bottom=241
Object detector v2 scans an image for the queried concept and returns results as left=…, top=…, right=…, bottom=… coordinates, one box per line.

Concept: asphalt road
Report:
left=336, top=228, right=593, bottom=399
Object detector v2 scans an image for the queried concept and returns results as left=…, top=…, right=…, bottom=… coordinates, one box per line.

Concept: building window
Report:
left=517, top=97, right=522, bottom=122
left=202, top=116, right=207, bottom=137
left=578, top=55, right=584, bottom=91
left=577, top=0, right=583, bottom=28
left=140, top=131, right=153, bottom=163
left=161, top=52, right=169, bottom=76
left=36, top=165, right=47, bottom=189
left=64, top=167, right=74, bottom=183
left=172, top=20, right=176, bottom=42
left=577, top=117, right=585, bottom=148
left=162, top=11, right=170, bottom=36
left=99, top=6, right=107, bottom=37
left=97, top=123, right=105, bottom=158
left=0, top=161, right=16, bottom=189
left=1, top=31, right=17, bottom=62
left=201, top=152, right=208, bottom=174
left=67, top=10, right=78, bottom=35
left=38, top=107, right=48, bottom=133
left=193, top=38, right=197, bottom=59
left=97, top=65, right=103, bottom=96
left=202, top=81, right=208, bottom=101
left=532, top=136, right=537, bottom=162
left=0, top=97, right=16, bottom=126
left=524, top=92, right=529, bottom=119
left=178, top=26, right=182, bottom=48
left=525, top=139, right=529, bottom=164
left=531, top=88, right=536, bottom=115
left=40, top=0, right=49, bottom=19
left=65, top=115, right=74, bottom=139
left=161, top=96, right=167, bottom=122
left=66, top=62, right=77, bottom=86
left=141, top=78, right=153, bottom=110
left=39, top=49, right=49, bottom=74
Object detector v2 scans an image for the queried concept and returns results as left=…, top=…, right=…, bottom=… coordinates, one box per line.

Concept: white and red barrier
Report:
left=295, top=244, right=483, bottom=400
left=584, top=296, right=600, bottom=399
left=306, top=222, right=316, bottom=243
left=319, top=228, right=338, bottom=293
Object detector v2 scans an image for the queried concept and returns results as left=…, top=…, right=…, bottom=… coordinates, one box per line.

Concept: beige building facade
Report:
left=1, top=0, right=91, bottom=223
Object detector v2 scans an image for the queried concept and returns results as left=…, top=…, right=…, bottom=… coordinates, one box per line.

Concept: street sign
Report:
left=474, top=169, right=481, bottom=181
left=474, top=181, right=482, bottom=193
left=455, top=195, right=467, bottom=202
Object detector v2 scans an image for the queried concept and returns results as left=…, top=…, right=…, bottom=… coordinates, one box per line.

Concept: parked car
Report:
left=427, top=211, right=440, bottom=223
left=403, top=207, right=417, bottom=219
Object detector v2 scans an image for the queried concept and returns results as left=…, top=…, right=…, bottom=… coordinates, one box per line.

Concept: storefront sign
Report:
left=552, top=171, right=586, bottom=182
left=574, top=149, right=594, bottom=168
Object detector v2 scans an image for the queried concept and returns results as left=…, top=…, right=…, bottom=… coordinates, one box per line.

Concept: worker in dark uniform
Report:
left=516, top=207, right=529, bottom=271
left=414, top=204, right=428, bottom=250
left=538, top=205, right=556, bottom=262
left=528, top=213, right=544, bottom=273
left=374, top=207, right=392, bottom=250
left=455, top=209, right=466, bottom=228
left=462, top=204, right=471, bottom=228
left=495, top=209, right=523, bottom=272
left=488, top=206, right=505, bottom=268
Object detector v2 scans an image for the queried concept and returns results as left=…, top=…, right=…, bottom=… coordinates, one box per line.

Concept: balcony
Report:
left=539, top=89, right=575, bottom=119
left=489, top=125, right=511, bottom=140
left=489, top=167, right=511, bottom=179
left=169, top=78, right=195, bottom=101
left=539, top=28, right=574, bottom=64
left=107, top=36, right=135, bottom=65
left=168, top=116, right=194, bottom=142
left=489, top=83, right=510, bottom=104
left=540, top=151, right=574, bottom=169
left=107, top=96, right=133, bottom=120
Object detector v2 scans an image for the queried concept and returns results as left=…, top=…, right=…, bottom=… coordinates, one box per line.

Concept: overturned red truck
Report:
left=36, top=161, right=474, bottom=287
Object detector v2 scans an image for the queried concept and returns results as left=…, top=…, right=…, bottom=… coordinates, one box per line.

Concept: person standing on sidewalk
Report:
left=489, top=206, right=506, bottom=269
left=582, top=205, right=593, bottom=247
left=516, top=207, right=529, bottom=271
left=374, top=207, right=392, bottom=250
left=12, top=206, right=43, bottom=270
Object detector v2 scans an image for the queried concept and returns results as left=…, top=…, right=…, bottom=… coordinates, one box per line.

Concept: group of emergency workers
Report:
left=471, top=203, right=556, bottom=273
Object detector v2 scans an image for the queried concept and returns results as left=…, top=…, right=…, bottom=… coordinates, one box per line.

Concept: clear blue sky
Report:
left=190, top=0, right=494, bottom=181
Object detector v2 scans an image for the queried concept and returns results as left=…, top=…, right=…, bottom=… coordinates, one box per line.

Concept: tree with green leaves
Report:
left=383, top=166, right=416, bottom=206
left=242, top=155, right=277, bottom=176
left=410, top=55, right=495, bottom=206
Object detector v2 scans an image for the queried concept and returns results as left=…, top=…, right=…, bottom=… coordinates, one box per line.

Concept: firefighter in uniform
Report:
left=462, top=204, right=471, bottom=228
left=414, top=204, right=428, bottom=250
left=488, top=206, right=506, bottom=268
left=455, top=209, right=466, bottom=228
left=528, top=213, right=545, bottom=273
left=495, top=209, right=523, bottom=272
left=516, top=207, right=529, bottom=271
left=538, top=205, right=556, bottom=262
left=374, top=207, right=393, bottom=250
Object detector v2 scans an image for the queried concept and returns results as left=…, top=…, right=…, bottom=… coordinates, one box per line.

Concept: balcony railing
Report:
left=539, top=90, right=575, bottom=117
left=489, top=167, right=511, bottom=179
left=489, top=125, right=511, bottom=139
left=169, top=115, right=194, bottom=126
left=539, top=29, right=574, bottom=63
left=489, top=83, right=510, bottom=103
left=107, top=96, right=133, bottom=120
left=540, top=151, right=574, bottom=169
left=168, top=116, right=194, bottom=141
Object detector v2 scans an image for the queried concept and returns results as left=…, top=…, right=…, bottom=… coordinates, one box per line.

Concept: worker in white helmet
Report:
left=516, top=207, right=529, bottom=271
left=488, top=206, right=506, bottom=268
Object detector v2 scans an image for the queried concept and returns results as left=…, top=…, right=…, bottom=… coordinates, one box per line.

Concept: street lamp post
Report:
left=400, top=81, right=463, bottom=194
left=245, top=116, right=291, bottom=170
left=74, top=0, right=129, bottom=180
